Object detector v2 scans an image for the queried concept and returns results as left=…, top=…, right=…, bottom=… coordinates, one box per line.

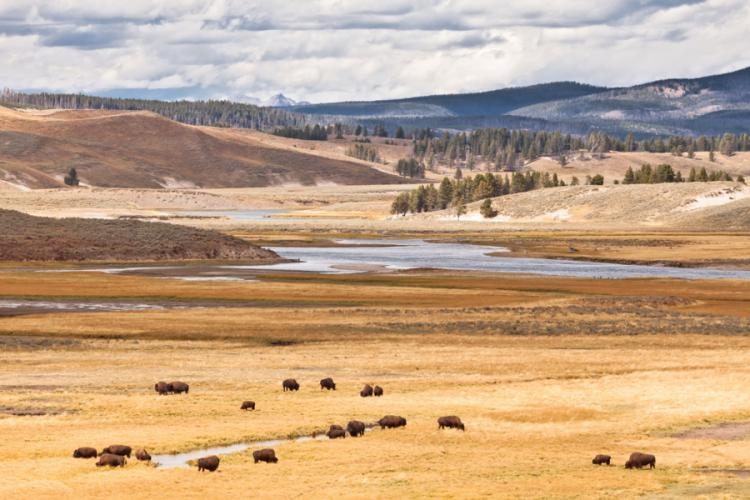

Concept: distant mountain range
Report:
left=292, top=66, right=750, bottom=137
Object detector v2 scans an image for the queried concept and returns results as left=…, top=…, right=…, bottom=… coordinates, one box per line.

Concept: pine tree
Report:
left=479, top=198, right=498, bottom=218
left=395, top=126, right=405, bottom=139
left=64, top=167, right=79, bottom=186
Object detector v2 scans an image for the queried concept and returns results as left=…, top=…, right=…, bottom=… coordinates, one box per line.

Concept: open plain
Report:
left=2, top=266, right=750, bottom=498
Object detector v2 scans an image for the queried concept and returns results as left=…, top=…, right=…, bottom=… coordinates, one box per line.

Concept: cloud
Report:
left=0, top=0, right=747, bottom=103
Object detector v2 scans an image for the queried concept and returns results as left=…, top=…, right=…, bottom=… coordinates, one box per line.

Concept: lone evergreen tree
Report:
left=479, top=198, right=497, bottom=218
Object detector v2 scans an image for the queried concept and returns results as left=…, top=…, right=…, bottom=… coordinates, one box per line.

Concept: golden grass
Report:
left=2, top=271, right=750, bottom=498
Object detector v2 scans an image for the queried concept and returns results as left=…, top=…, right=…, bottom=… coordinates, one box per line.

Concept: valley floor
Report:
left=1, top=270, right=750, bottom=498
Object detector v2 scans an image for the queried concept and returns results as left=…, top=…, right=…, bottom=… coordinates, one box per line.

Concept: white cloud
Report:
left=0, top=0, right=747, bottom=102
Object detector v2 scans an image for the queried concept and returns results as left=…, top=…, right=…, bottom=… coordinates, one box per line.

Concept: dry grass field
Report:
left=2, top=269, right=750, bottom=498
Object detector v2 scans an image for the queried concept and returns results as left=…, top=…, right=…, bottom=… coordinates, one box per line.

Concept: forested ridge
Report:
left=0, top=89, right=306, bottom=130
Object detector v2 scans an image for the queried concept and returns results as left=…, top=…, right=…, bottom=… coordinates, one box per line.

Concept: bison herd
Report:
left=73, top=376, right=666, bottom=476
left=73, top=445, right=152, bottom=469
left=592, top=452, right=656, bottom=469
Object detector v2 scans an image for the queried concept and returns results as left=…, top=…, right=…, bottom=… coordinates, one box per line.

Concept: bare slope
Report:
left=0, top=209, right=280, bottom=262
left=0, top=106, right=405, bottom=189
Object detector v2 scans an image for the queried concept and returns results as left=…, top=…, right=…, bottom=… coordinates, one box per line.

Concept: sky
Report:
left=1, top=0, right=749, bottom=104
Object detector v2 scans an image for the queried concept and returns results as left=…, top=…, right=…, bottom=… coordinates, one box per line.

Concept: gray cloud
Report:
left=0, top=0, right=747, bottom=103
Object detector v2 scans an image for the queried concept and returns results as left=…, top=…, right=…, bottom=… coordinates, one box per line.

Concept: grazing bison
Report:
left=378, top=415, right=407, bottom=429
left=241, top=401, right=256, bottom=411
left=347, top=420, right=366, bottom=437
left=373, top=385, right=383, bottom=397
left=360, top=384, right=373, bottom=397
left=101, top=445, right=131, bottom=458
left=170, top=381, right=189, bottom=394
left=197, top=455, right=220, bottom=472
left=625, top=452, right=656, bottom=469
left=329, top=424, right=344, bottom=432
left=135, top=449, right=151, bottom=461
left=327, top=428, right=346, bottom=439
left=253, top=448, right=278, bottom=463
left=154, top=381, right=172, bottom=395
left=282, top=378, right=299, bottom=391
left=320, top=377, right=336, bottom=390
left=96, top=453, right=126, bottom=467
left=592, top=454, right=611, bottom=465
left=437, top=416, right=465, bottom=431
left=72, top=447, right=98, bottom=459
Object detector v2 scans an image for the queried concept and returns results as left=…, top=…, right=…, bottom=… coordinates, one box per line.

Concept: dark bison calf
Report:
left=373, top=385, right=383, bottom=397
left=170, top=381, right=189, bottom=394
left=438, top=416, right=465, bottom=431
left=378, top=415, right=407, bottom=429
left=154, top=381, right=172, bottom=395
left=360, top=384, right=373, bottom=397
left=241, top=401, right=255, bottom=410
left=592, top=454, right=611, bottom=465
left=197, top=455, right=220, bottom=472
left=101, top=445, right=131, bottom=458
left=625, top=452, right=656, bottom=469
left=327, top=428, right=346, bottom=439
left=347, top=420, right=366, bottom=437
left=253, top=448, right=278, bottom=463
left=135, top=449, right=151, bottom=461
left=282, top=378, right=299, bottom=391
left=96, top=453, right=126, bottom=467
left=320, top=377, right=336, bottom=390
left=73, top=447, right=97, bottom=459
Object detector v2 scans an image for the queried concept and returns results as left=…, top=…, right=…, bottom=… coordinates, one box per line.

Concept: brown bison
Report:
left=320, top=377, right=336, bottom=390
left=96, top=453, right=126, bottom=467
left=347, top=420, right=366, bottom=437
left=135, top=449, right=151, bottom=461
left=241, top=401, right=255, bottom=410
left=373, top=385, right=383, bottom=397
left=170, top=381, right=189, bottom=394
left=592, top=454, right=611, bottom=465
left=360, top=384, right=373, bottom=397
left=253, top=448, right=278, bottom=463
left=327, top=428, right=346, bottom=439
left=282, top=378, right=299, bottom=391
left=101, top=445, right=131, bottom=458
left=625, top=452, right=655, bottom=469
left=197, top=455, right=220, bottom=472
left=378, top=415, right=407, bottom=429
left=72, top=447, right=97, bottom=459
left=154, top=381, right=172, bottom=395
left=437, top=416, right=465, bottom=431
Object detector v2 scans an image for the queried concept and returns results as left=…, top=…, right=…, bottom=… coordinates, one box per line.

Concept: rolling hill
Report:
left=0, top=209, right=281, bottom=262
left=0, top=106, right=405, bottom=189
left=295, top=65, right=750, bottom=136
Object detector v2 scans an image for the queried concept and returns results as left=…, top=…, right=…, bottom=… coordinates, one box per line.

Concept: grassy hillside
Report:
left=0, top=209, right=280, bottom=262
left=0, top=106, right=405, bottom=189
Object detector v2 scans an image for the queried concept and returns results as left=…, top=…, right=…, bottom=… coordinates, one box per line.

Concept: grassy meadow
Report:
left=1, top=269, right=750, bottom=498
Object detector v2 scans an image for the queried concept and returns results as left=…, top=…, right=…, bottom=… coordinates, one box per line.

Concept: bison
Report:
left=96, top=453, right=126, bottom=467
left=253, top=448, right=278, bottom=463
left=592, top=454, right=611, bottom=465
left=135, top=449, right=151, bottom=461
left=373, top=385, right=383, bottom=397
left=72, top=447, right=97, bottom=459
left=101, top=445, right=131, bottom=458
left=378, top=415, right=407, bottom=429
left=197, top=455, right=220, bottom=472
left=437, top=416, right=465, bottom=431
left=347, top=420, right=366, bottom=437
left=327, top=428, right=346, bottom=439
left=154, top=381, right=172, bottom=395
left=241, top=401, right=256, bottom=411
left=360, top=384, right=373, bottom=397
left=170, top=381, right=189, bottom=394
left=320, top=377, right=336, bottom=390
left=282, top=378, right=299, bottom=391
left=625, top=452, right=655, bottom=469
